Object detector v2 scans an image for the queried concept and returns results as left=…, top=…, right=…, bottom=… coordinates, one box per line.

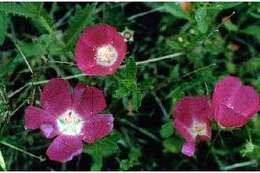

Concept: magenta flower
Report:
left=212, top=76, right=260, bottom=128
left=75, top=24, right=127, bottom=76
left=24, top=78, right=114, bottom=163
left=173, top=96, right=212, bottom=157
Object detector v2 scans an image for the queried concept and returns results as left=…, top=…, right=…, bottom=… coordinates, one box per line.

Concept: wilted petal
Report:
left=181, top=142, right=195, bottom=157
left=82, top=114, right=113, bottom=143
left=46, top=135, right=83, bottom=163
left=73, top=85, right=106, bottom=118
left=40, top=78, right=72, bottom=117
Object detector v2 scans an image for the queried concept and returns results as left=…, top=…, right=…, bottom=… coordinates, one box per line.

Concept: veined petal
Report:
left=73, top=85, right=106, bottom=118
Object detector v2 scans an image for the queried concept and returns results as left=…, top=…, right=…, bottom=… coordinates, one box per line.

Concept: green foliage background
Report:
left=0, top=2, right=260, bottom=171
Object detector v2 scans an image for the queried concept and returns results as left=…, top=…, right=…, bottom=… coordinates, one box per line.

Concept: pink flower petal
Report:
left=82, top=114, right=113, bottom=143
left=181, top=142, right=195, bottom=157
left=81, top=65, right=116, bottom=76
left=40, top=78, right=72, bottom=117
left=46, top=135, right=83, bottom=163
left=40, top=124, right=57, bottom=139
left=173, top=96, right=212, bottom=142
left=217, top=104, right=248, bottom=128
left=80, top=24, right=117, bottom=48
left=258, top=95, right=260, bottom=111
left=212, top=76, right=259, bottom=128
left=75, top=38, right=96, bottom=70
left=73, top=85, right=106, bottom=118
left=24, top=106, right=57, bottom=138
left=24, top=106, right=53, bottom=128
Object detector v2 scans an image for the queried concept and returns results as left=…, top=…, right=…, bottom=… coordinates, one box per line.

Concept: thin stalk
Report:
left=7, top=52, right=183, bottom=98
left=0, top=141, right=45, bottom=162
left=120, top=119, right=161, bottom=142
left=127, top=7, right=164, bottom=20
left=222, top=160, right=257, bottom=171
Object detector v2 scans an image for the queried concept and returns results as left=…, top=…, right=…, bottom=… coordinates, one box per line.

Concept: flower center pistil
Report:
left=191, top=120, right=207, bottom=138
left=96, top=44, right=118, bottom=66
left=57, top=110, right=84, bottom=136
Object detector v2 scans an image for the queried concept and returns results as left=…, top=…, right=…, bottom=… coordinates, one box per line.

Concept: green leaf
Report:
left=0, top=150, right=6, bottom=171
left=131, top=88, right=142, bottom=110
left=160, top=121, right=174, bottom=139
left=240, top=141, right=255, bottom=157
left=125, top=57, right=137, bottom=81
left=162, top=3, right=190, bottom=20
left=195, top=7, right=208, bottom=33
left=0, top=12, right=8, bottom=46
left=224, top=21, right=239, bottom=32
left=84, top=132, right=121, bottom=170
left=213, top=2, right=242, bottom=10
left=0, top=55, right=22, bottom=78
left=170, top=65, right=179, bottom=80
left=241, top=25, right=260, bottom=36
left=162, top=137, right=182, bottom=154
left=0, top=3, right=54, bottom=33
left=0, top=2, right=39, bottom=18
left=65, top=4, right=95, bottom=49
left=114, top=86, right=129, bottom=98
left=120, top=147, right=141, bottom=170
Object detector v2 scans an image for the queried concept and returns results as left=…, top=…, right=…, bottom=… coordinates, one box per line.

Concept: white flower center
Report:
left=96, top=44, right=118, bottom=66
left=190, top=120, right=207, bottom=138
left=57, top=110, right=84, bottom=136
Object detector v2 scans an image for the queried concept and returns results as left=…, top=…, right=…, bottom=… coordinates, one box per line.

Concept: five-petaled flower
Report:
left=173, top=96, right=212, bottom=157
left=212, top=76, right=260, bottom=128
left=24, top=78, right=114, bottom=163
left=75, top=24, right=127, bottom=76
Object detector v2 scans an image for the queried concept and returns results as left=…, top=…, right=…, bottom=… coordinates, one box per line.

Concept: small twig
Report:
left=199, top=11, right=236, bottom=46
left=152, top=92, right=168, bottom=121
left=222, top=160, right=257, bottom=171
left=127, top=7, right=164, bottom=21
left=180, top=63, right=216, bottom=78
left=120, top=119, right=161, bottom=142
left=55, top=8, right=74, bottom=28
left=48, top=60, right=76, bottom=66
left=10, top=99, right=28, bottom=116
left=15, top=43, right=33, bottom=75
left=0, top=141, right=45, bottom=162
left=134, top=52, right=183, bottom=67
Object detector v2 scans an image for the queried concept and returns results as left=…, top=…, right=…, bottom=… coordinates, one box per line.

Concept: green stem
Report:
left=0, top=141, right=45, bottom=162
left=127, top=6, right=164, bottom=20
left=120, top=119, right=161, bottom=142
left=7, top=52, right=183, bottom=98
left=222, top=160, right=257, bottom=171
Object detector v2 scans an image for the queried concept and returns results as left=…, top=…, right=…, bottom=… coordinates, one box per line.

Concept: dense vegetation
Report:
left=0, top=2, right=260, bottom=170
